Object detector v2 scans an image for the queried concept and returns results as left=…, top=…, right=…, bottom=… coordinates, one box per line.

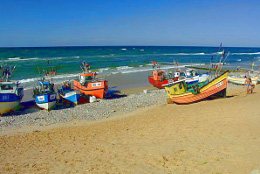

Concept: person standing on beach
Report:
left=245, top=76, right=255, bottom=94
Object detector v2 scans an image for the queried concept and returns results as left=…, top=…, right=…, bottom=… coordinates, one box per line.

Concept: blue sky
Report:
left=0, top=0, right=259, bottom=47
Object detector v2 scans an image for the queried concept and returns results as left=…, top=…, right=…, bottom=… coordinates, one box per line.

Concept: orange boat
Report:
left=164, top=71, right=228, bottom=104
left=73, top=63, right=108, bottom=99
left=148, top=61, right=179, bottom=89
left=148, top=69, right=178, bottom=89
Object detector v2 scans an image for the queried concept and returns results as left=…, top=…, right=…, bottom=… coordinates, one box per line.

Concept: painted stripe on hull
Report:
left=171, top=80, right=227, bottom=104
left=167, top=72, right=228, bottom=104
left=60, top=91, right=80, bottom=104
left=73, top=80, right=108, bottom=99
left=36, top=101, right=56, bottom=110
left=0, top=101, right=20, bottom=114
left=74, top=86, right=106, bottom=98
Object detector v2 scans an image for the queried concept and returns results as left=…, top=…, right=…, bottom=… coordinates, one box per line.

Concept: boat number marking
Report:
left=92, top=83, right=102, bottom=87
left=50, top=94, right=56, bottom=100
left=216, top=81, right=223, bottom=88
left=37, top=96, right=45, bottom=101
left=2, top=95, right=9, bottom=100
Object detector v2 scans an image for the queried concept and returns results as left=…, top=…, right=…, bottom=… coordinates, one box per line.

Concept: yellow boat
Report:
left=165, top=71, right=228, bottom=104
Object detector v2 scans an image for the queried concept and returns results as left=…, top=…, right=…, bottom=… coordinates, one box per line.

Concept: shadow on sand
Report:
left=1, top=87, right=127, bottom=117
left=106, top=87, right=128, bottom=99
left=1, top=100, right=39, bottom=117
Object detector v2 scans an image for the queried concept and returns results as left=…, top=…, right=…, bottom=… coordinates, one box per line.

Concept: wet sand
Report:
left=1, top=85, right=260, bottom=173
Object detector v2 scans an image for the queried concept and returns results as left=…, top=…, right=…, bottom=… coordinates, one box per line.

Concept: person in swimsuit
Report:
left=245, top=77, right=255, bottom=94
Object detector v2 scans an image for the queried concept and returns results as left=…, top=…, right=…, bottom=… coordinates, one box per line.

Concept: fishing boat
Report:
left=148, top=66, right=209, bottom=89
left=148, top=61, right=179, bottom=89
left=228, top=76, right=258, bottom=85
left=148, top=69, right=179, bottom=89
left=0, top=65, right=24, bottom=115
left=164, top=71, right=228, bottom=104
left=33, top=79, right=57, bottom=110
left=58, top=81, right=80, bottom=105
left=73, top=62, right=108, bottom=99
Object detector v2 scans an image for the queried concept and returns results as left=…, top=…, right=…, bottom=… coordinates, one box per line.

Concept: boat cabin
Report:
left=152, top=70, right=165, bottom=81
left=0, top=81, right=23, bottom=96
left=79, top=72, right=97, bottom=85
left=165, top=80, right=187, bottom=96
left=61, top=81, right=72, bottom=91
left=185, top=69, right=198, bottom=77
left=33, top=80, right=55, bottom=96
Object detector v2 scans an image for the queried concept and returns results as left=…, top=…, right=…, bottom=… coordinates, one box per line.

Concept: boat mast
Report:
left=0, top=65, right=16, bottom=82
left=215, top=43, right=229, bottom=76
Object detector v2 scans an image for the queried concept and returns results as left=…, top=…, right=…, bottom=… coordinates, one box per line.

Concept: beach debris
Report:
left=89, top=96, right=97, bottom=103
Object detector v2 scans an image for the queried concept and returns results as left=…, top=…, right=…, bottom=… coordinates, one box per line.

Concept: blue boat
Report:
left=33, top=80, right=56, bottom=110
left=58, top=81, right=80, bottom=105
left=0, top=65, right=24, bottom=115
left=0, top=81, right=24, bottom=115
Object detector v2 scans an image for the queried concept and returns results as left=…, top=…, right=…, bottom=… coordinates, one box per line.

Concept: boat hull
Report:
left=60, top=91, right=80, bottom=104
left=165, top=72, right=228, bottom=104
left=148, top=76, right=178, bottom=89
left=36, top=101, right=56, bottom=110
left=35, top=93, right=56, bottom=110
left=73, top=80, right=108, bottom=99
left=0, top=101, right=20, bottom=115
left=0, top=93, right=22, bottom=115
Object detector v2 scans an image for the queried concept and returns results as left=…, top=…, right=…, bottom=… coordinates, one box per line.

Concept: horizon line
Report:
left=1, top=45, right=260, bottom=49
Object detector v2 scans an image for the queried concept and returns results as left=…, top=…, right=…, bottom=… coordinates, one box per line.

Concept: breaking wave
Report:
left=231, top=52, right=260, bottom=55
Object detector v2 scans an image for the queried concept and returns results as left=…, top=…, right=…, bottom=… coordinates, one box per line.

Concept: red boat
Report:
left=148, top=69, right=178, bottom=89
left=73, top=63, right=108, bottom=99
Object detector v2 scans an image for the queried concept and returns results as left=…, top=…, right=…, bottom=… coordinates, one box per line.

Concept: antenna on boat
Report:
left=172, top=58, right=179, bottom=71
left=208, top=55, right=214, bottom=73
left=80, top=61, right=91, bottom=73
left=215, top=43, right=230, bottom=76
left=0, top=64, right=16, bottom=81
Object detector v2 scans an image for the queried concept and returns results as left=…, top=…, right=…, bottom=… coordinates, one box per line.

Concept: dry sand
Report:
left=1, top=86, right=260, bottom=174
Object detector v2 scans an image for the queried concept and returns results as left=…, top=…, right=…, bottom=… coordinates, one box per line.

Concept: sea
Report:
left=1, top=46, right=260, bottom=89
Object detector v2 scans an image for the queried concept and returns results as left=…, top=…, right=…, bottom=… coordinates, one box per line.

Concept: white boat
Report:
left=0, top=81, right=24, bottom=114
left=33, top=80, right=57, bottom=111
left=228, top=76, right=258, bottom=85
left=0, top=66, right=24, bottom=115
left=35, top=97, right=56, bottom=110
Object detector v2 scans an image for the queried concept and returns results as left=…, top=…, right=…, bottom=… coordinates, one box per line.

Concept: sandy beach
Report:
left=0, top=84, right=260, bottom=174
left=1, top=0, right=260, bottom=173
